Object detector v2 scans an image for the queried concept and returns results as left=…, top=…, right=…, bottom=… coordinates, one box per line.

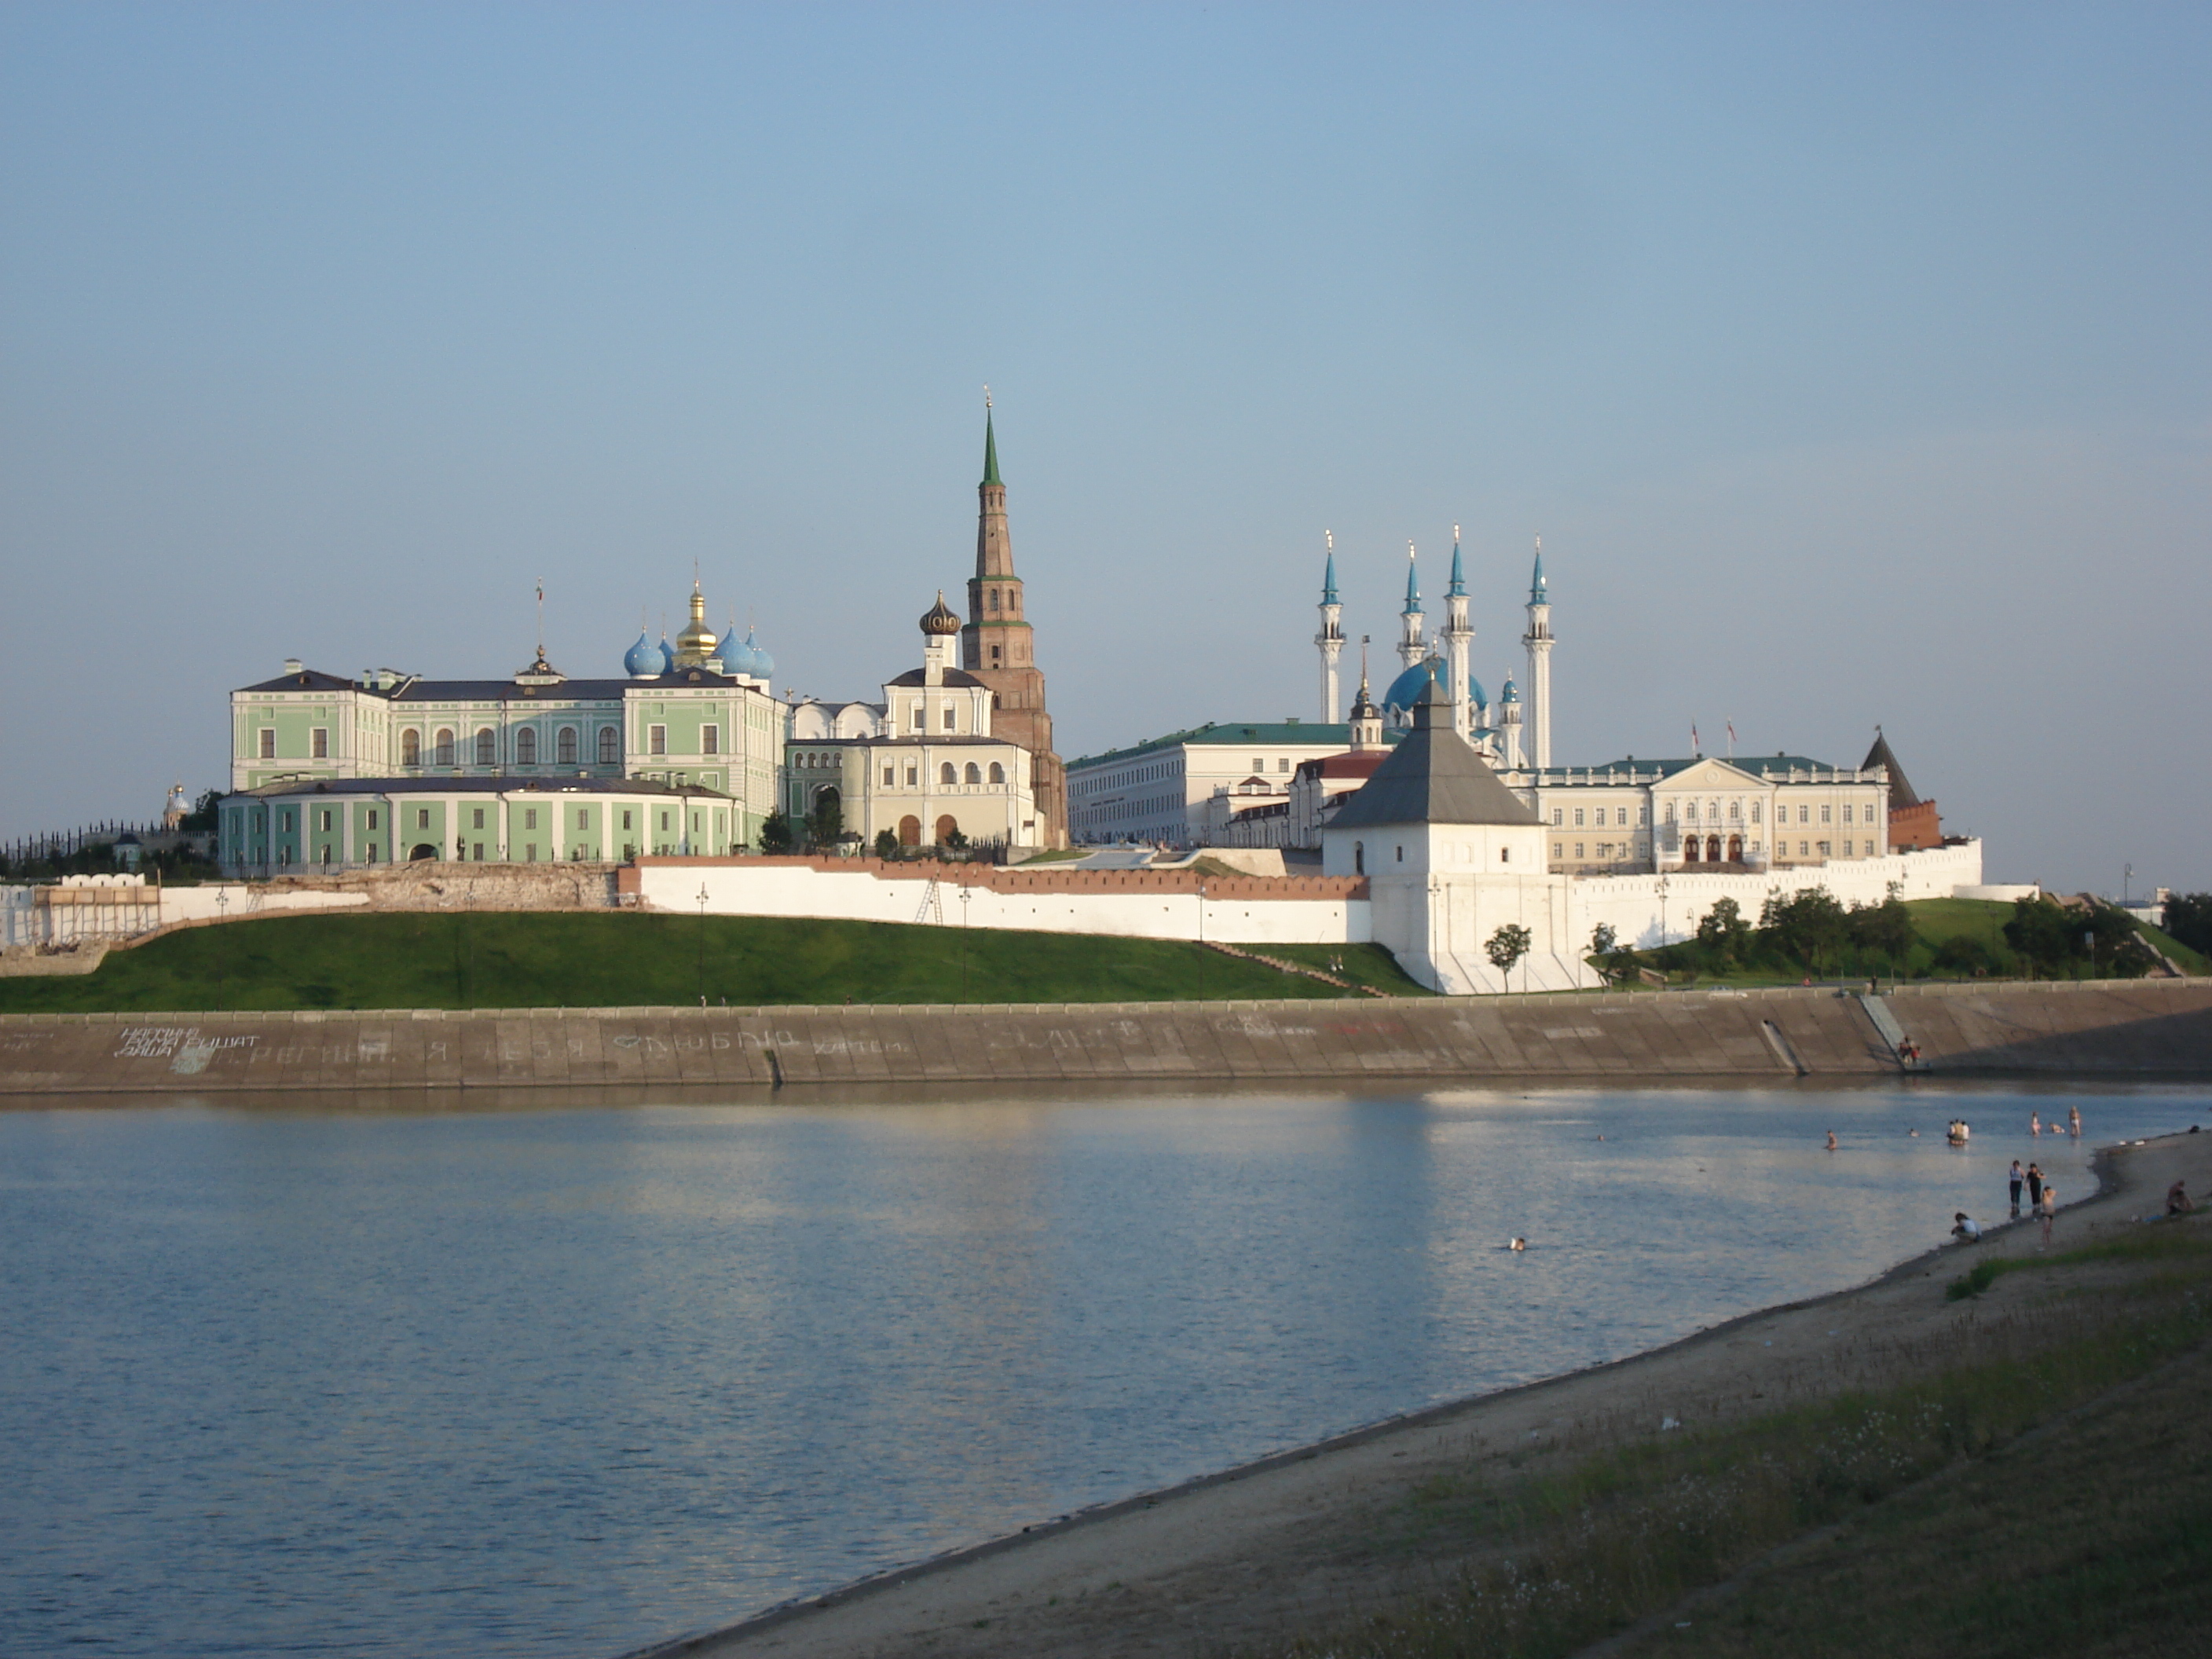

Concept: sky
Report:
left=2, top=2, right=2206, bottom=893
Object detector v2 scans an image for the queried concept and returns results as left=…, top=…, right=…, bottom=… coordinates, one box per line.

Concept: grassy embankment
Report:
left=1635, top=896, right=2210, bottom=989
left=0, top=910, right=1428, bottom=1013
left=1249, top=1221, right=2212, bottom=1659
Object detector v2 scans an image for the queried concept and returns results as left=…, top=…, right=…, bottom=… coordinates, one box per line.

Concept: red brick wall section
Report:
left=632, top=855, right=1368, bottom=902
left=1889, top=799, right=1942, bottom=851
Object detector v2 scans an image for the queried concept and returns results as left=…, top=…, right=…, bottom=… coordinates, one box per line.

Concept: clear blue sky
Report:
left=3, top=3, right=2206, bottom=892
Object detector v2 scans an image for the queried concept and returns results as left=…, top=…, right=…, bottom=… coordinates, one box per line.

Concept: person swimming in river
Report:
left=1508, top=1236, right=1528, bottom=1251
left=2069, top=1104, right=2082, bottom=1138
left=1826, top=1130, right=1839, bottom=1151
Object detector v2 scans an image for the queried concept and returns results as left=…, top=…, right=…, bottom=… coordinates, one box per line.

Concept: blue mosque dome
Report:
left=1382, top=661, right=1439, bottom=713
left=624, top=631, right=663, bottom=679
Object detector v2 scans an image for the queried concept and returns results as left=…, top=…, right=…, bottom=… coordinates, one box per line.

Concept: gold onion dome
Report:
left=920, top=591, right=961, bottom=635
left=675, top=583, right=718, bottom=663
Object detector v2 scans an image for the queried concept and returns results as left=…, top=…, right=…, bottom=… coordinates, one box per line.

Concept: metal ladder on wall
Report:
left=913, top=875, right=943, bottom=926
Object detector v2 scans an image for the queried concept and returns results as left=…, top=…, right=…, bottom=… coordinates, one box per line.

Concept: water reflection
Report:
left=0, top=1080, right=2203, bottom=1659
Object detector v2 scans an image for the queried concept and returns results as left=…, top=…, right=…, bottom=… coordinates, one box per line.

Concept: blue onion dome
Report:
left=657, top=635, right=678, bottom=672
left=1500, top=675, right=1520, bottom=704
left=743, top=626, right=773, bottom=680
left=624, top=631, right=662, bottom=678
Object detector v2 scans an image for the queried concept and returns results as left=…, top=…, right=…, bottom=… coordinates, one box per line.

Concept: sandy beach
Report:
left=639, top=1122, right=2212, bottom=1659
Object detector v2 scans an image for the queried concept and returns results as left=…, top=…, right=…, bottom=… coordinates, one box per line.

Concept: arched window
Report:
left=430, top=729, right=452, bottom=767
left=964, top=762, right=981, bottom=784
left=476, top=728, right=496, bottom=766
left=935, top=815, right=958, bottom=844
left=1684, top=800, right=1698, bottom=822
left=987, top=761, right=1005, bottom=784
left=939, top=762, right=956, bottom=786
left=988, top=588, right=1001, bottom=612
left=598, top=727, right=618, bottom=765
left=401, top=730, right=421, bottom=766
left=1728, top=800, right=1741, bottom=822
left=557, top=727, right=577, bottom=765
left=898, top=815, right=921, bottom=847
left=516, top=727, right=537, bottom=765
left=1684, top=837, right=1701, bottom=862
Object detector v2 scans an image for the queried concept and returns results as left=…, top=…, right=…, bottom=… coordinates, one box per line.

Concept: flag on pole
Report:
left=1691, top=722, right=1701, bottom=755
left=1727, top=720, right=1737, bottom=755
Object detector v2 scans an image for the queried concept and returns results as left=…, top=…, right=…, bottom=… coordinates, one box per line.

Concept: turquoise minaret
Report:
left=1316, top=530, right=1344, bottom=722
left=1397, top=542, right=1426, bottom=672
left=1521, top=536, right=1554, bottom=769
left=1442, top=523, right=1475, bottom=741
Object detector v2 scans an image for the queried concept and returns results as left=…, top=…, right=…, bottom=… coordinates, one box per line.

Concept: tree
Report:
left=2163, top=893, right=2212, bottom=958
left=1848, top=895, right=1917, bottom=964
left=1486, top=923, right=1533, bottom=991
left=1760, top=888, right=1848, bottom=974
left=1694, top=897, right=1752, bottom=966
left=873, top=828, right=901, bottom=860
left=758, top=811, right=793, bottom=854
left=181, top=789, right=222, bottom=832
left=943, top=826, right=970, bottom=855
left=805, top=795, right=843, bottom=849
left=2002, top=897, right=2078, bottom=975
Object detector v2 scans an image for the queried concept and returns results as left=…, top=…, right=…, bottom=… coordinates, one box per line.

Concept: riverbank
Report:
left=640, top=1125, right=2212, bottom=1659
left=4, top=980, right=2207, bottom=1094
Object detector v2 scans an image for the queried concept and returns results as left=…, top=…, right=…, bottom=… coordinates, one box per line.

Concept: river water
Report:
left=2, top=1080, right=2204, bottom=1657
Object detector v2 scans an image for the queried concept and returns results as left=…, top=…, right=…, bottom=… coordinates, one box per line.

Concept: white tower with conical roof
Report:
left=1441, top=525, right=1475, bottom=741
left=1316, top=533, right=1344, bottom=723
left=1498, top=674, right=1525, bottom=770
left=1521, top=538, right=1554, bottom=769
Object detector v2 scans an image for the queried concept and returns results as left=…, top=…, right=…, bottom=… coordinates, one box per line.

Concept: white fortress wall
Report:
left=1566, top=840, right=1985, bottom=958
left=636, top=861, right=1370, bottom=948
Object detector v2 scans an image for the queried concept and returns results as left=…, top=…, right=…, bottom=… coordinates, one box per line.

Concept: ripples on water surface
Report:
left=2, top=1081, right=2204, bottom=1657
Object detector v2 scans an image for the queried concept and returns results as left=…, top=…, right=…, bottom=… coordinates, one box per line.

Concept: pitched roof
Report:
left=1328, top=679, right=1541, bottom=830
left=1861, top=731, right=1921, bottom=805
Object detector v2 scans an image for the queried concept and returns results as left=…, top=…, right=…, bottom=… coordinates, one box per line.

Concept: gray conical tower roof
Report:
left=1331, top=674, right=1540, bottom=829
left=1861, top=730, right=1921, bottom=806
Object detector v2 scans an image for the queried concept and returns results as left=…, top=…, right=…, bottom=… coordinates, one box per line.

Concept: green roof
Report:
left=982, top=410, right=1002, bottom=487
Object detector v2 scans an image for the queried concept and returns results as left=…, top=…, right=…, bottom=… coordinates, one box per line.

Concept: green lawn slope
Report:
left=0, top=911, right=1412, bottom=1013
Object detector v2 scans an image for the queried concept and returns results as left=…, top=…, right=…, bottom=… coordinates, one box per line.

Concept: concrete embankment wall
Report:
left=2, top=981, right=2206, bottom=1096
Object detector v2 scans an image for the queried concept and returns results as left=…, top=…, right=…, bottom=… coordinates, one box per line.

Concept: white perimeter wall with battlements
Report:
left=635, top=861, right=1371, bottom=948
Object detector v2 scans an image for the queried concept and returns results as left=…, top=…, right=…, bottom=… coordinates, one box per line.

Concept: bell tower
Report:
left=961, top=397, right=1065, bottom=844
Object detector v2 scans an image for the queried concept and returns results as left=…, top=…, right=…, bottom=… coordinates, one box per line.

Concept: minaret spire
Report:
left=1521, top=535, right=1555, bottom=770
left=1397, top=542, right=1426, bottom=672
left=1441, top=522, right=1475, bottom=742
left=1316, top=529, right=1344, bottom=723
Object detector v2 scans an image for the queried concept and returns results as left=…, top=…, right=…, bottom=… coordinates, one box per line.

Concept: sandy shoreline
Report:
left=631, top=1123, right=2212, bottom=1659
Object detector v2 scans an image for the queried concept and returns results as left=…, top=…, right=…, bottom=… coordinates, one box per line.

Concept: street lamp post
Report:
left=959, top=882, right=972, bottom=1002
left=214, top=888, right=228, bottom=1010
left=697, top=882, right=710, bottom=1005
left=1655, top=874, right=1671, bottom=958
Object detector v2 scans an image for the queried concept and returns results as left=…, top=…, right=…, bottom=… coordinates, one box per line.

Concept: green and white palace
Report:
left=220, top=583, right=782, bottom=872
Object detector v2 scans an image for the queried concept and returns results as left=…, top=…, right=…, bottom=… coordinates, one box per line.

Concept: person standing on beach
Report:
left=2038, top=1182, right=2057, bottom=1245
left=2069, top=1104, right=2082, bottom=1138
left=2027, top=1163, right=2045, bottom=1209
left=2009, top=1159, right=2025, bottom=1217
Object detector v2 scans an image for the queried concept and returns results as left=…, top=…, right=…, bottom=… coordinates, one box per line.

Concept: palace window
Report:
left=1552, top=841, right=1562, bottom=858
left=599, top=727, right=618, bottom=765
left=939, top=763, right=957, bottom=786
left=988, top=762, right=1005, bottom=784
left=477, top=728, right=496, bottom=766
left=1500, top=847, right=1511, bottom=863
left=367, top=811, right=378, bottom=830
left=1551, top=808, right=1562, bottom=826
left=1818, top=840, right=1832, bottom=855
left=965, top=763, right=981, bottom=784
left=516, top=728, right=538, bottom=765
left=1575, top=843, right=1585, bottom=859
left=883, top=766, right=895, bottom=786
left=472, top=808, right=485, bottom=830
left=1842, top=803, right=1853, bottom=823
left=1800, top=804, right=1811, bottom=823
left=905, top=764, right=918, bottom=786
left=318, top=810, right=331, bottom=832
left=313, top=728, right=330, bottom=760
left=524, top=808, right=537, bottom=830
left=1821, top=804, right=1833, bottom=823
left=1751, top=801, right=1762, bottom=822
left=258, top=728, right=276, bottom=759
left=576, top=809, right=589, bottom=830
left=649, top=725, right=667, bottom=756
left=416, top=809, right=430, bottom=830
left=943, top=708, right=957, bottom=730
left=435, top=729, right=455, bottom=767
left=401, top=730, right=419, bottom=766
left=702, top=725, right=719, bottom=755
left=1573, top=808, right=1584, bottom=826
left=557, top=727, right=578, bottom=765
left=1593, top=807, right=1606, bottom=826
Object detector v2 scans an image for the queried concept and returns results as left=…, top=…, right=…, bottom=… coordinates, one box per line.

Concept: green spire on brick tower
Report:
left=982, top=405, right=1002, bottom=488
